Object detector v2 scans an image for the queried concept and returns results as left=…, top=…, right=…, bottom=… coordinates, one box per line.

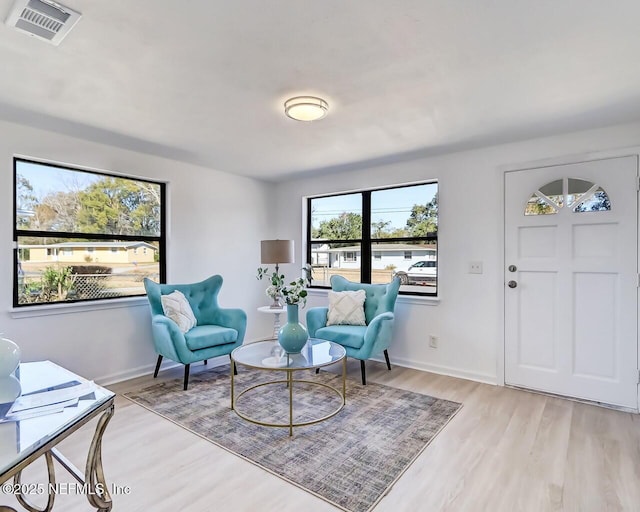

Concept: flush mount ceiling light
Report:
left=284, top=96, right=329, bottom=121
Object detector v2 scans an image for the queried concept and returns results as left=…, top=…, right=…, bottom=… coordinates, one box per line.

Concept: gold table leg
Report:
left=84, top=404, right=114, bottom=511
left=10, top=403, right=114, bottom=512
left=230, top=358, right=235, bottom=410
left=13, top=451, right=56, bottom=512
left=342, top=357, right=347, bottom=405
left=288, top=370, right=293, bottom=437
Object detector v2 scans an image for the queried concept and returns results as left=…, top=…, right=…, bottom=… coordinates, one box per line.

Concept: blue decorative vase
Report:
left=278, top=304, right=309, bottom=354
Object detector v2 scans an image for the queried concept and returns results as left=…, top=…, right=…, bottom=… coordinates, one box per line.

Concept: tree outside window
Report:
left=14, top=158, right=166, bottom=306
left=307, top=182, right=438, bottom=296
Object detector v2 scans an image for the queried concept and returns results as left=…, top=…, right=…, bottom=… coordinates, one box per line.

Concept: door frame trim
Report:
left=498, top=149, right=640, bottom=413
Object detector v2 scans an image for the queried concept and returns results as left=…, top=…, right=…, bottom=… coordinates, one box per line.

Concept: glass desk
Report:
left=0, top=361, right=115, bottom=512
left=230, top=339, right=346, bottom=436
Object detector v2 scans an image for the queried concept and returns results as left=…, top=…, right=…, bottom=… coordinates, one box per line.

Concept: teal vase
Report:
left=278, top=304, right=309, bottom=354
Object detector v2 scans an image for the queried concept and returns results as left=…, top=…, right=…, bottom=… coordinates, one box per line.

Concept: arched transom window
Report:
left=524, top=178, right=611, bottom=216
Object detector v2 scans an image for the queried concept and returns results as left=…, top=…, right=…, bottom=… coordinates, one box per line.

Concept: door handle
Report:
left=507, top=280, right=517, bottom=288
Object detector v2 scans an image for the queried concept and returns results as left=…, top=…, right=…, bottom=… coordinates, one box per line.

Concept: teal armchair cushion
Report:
left=185, top=325, right=238, bottom=351
left=143, top=275, right=247, bottom=365
left=306, top=275, right=400, bottom=361
left=315, top=325, right=367, bottom=349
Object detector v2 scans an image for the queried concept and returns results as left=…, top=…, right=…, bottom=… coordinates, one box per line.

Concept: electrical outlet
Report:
left=469, top=261, right=483, bottom=274
left=429, top=335, right=438, bottom=348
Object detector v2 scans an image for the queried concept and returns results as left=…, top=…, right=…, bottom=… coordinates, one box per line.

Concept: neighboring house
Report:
left=20, top=242, right=157, bottom=264
left=313, top=243, right=437, bottom=271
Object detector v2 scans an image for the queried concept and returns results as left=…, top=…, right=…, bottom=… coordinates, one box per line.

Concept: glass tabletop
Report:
left=232, top=339, right=346, bottom=371
left=0, top=361, right=115, bottom=478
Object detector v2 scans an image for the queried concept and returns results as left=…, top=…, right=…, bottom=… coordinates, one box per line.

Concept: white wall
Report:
left=0, top=120, right=275, bottom=384
left=275, top=121, right=640, bottom=384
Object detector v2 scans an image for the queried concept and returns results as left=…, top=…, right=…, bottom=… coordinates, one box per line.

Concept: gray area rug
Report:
left=124, top=365, right=461, bottom=512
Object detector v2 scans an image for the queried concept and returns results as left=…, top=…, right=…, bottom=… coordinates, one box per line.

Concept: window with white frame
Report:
left=307, top=182, right=438, bottom=296
left=344, top=251, right=357, bottom=262
left=14, top=158, right=166, bottom=306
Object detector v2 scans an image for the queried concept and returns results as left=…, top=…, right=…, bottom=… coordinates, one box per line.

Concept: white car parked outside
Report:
left=394, top=260, right=437, bottom=285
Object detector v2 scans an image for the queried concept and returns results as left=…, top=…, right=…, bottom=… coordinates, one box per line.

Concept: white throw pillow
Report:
left=161, top=290, right=197, bottom=333
left=327, top=290, right=366, bottom=326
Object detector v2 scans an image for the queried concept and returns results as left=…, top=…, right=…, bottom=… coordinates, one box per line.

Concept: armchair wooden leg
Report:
left=230, top=354, right=237, bottom=375
left=315, top=368, right=320, bottom=374
left=360, top=360, right=367, bottom=385
left=384, top=349, right=391, bottom=371
left=183, top=364, right=191, bottom=391
left=204, top=360, right=208, bottom=365
left=153, top=355, right=163, bottom=378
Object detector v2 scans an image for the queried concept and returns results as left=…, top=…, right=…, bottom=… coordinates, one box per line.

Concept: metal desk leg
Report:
left=14, top=451, right=56, bottom=512
left=52, top=403, right=115, bottom=511
left=85, top=404, right=114, bottom=511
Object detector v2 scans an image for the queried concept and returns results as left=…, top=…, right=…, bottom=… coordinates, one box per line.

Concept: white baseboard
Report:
left=96, top=361, right=176, bottom=386
left=95, top=340, right=270, bottom=386
left=98, top=356, right=233, bottom=386
left=371, top=355, right=498, bottom=386
left=98, top=341, right=498, bottom=388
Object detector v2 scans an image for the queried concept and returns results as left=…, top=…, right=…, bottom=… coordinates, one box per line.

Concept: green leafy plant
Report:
left=256, top=267, right=285, bottom=299
left=281, top=278, right=308, bottom=307
left=41, top=266, right=75, bottom=300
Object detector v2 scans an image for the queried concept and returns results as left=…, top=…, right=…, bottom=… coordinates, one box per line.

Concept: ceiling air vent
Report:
left=5, top=0, right=81, bottom=46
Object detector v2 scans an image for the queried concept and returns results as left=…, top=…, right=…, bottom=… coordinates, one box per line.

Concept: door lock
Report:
left=508, top=265, right=517, bottom=272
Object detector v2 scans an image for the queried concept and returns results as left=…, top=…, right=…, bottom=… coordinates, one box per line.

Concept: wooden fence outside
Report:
left=311, top=267, right=394, bottom=285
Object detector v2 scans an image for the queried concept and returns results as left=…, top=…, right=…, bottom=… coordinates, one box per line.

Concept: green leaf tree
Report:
left=16, top=175, right=37, bottom=228
left=315, top=212, right=362, bottom=241
left=76, top=178, right=161, bottom=235
left=406, top=193, right=438, bottom=237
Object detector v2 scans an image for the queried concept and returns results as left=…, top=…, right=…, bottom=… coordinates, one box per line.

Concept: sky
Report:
left=17, top=160, right=99, bottom=199
left=310, top=182, right=437, bottom=231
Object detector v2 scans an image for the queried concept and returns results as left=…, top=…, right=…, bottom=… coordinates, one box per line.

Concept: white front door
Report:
left=504, top=156, right=638, bottom=409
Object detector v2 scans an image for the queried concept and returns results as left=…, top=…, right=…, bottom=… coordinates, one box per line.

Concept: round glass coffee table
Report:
left=230, top=338, right=346, bottom=436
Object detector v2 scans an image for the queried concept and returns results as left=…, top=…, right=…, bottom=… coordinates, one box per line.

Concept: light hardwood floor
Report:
left=4, top=360, right=640, bottom=512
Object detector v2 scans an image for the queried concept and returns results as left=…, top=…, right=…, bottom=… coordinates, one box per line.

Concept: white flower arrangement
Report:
left=265, top=285, right=279, bottom=300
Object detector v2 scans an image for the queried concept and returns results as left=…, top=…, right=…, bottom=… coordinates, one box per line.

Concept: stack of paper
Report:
left=1, top=381, right=96, bottom=423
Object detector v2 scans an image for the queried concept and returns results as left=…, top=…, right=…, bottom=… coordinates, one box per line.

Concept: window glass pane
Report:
left=524, top=194, right=557, bottom=215
left=306, top=182, right=438, bottom=297
left=371, top=184, right=437, bottom=238
left=538, top=179, right=564, bottom=208
left=309, top=242, right=361, bottom=286
left=574, top=187, right=611, bottom=212
left=16, top=237, right=160, bottom=305
left=16, top=161, right=162, bottom=237
left=567, top=178, right=594, bottom=206
left=310, top=194, right=362, bottom=241
left=372, top=241, right=437, bottom=293
left=15, top=159, right=164, bottom=307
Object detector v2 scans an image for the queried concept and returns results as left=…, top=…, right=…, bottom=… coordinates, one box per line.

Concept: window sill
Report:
left=306, top=288, right=440, bottom=306
left=10, top=296, right=149, bottom=319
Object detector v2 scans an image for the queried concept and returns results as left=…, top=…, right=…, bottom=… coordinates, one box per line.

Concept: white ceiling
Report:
left=1, top=1, right=640, bottom=181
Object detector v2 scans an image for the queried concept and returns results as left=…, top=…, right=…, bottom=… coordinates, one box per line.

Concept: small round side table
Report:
left=257, top=305, right=286, bottom=340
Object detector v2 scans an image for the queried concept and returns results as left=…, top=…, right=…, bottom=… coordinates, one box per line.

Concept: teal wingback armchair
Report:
left=143, top=275, right=247, bottom=390
left=306, top=275, right=401, bottom=385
